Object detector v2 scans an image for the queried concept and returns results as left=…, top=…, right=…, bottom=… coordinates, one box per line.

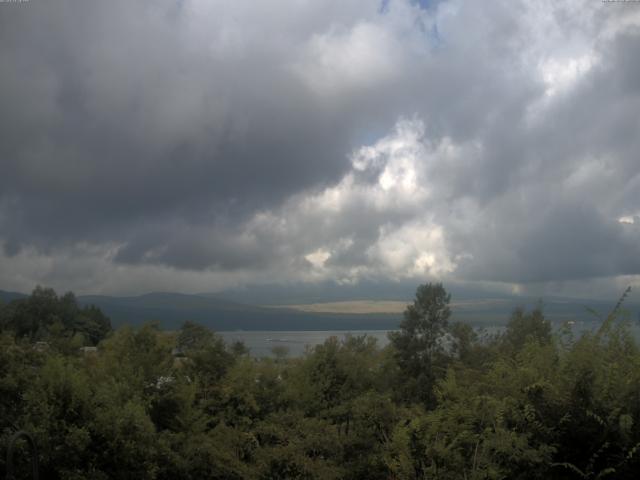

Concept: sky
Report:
left=1, top=0, right=639, bottom=300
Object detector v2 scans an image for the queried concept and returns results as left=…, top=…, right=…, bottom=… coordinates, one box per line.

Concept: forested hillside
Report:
left=1, top=285, right=639, bottom=479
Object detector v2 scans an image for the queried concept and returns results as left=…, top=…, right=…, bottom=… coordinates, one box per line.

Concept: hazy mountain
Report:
left=2, top=288, right=638, bottom=331
left=75, top=292, right=400, bottom=331
left=207, top=280, right=520, bottom=305
left=0, top=290, right=27, bottom=304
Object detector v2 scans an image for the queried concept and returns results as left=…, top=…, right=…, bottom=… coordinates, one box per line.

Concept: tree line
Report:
left=1, top=284, right=639, bottom=479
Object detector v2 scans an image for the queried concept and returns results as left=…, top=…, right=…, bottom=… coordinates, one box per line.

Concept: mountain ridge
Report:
left=2, top=288, right=638, bottom=331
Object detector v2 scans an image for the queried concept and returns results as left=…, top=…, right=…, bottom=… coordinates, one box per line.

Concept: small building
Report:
left=79, top=346, right=98, bottom=355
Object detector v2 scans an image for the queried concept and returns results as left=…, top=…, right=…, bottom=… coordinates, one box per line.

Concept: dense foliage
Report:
left=0, top=286, right=111, bottom=348
left=2, top=284, right=640, bottom=479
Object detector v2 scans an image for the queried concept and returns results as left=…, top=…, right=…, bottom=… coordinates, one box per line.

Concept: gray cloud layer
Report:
left=1, top=0, right=639, bottom=296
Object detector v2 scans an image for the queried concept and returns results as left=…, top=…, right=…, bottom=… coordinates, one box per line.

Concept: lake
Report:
left=219, top=320, right=635, bottom=357
left=219, top=330, right=392, bottom=357
left=219, top=327, right=504, bottom=357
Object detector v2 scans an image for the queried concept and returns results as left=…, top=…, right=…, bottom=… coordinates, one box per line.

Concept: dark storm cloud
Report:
left=1, top=0, right=639, bottom=294
left=455, top=26, right=640, bottom=283
left=0, top=0, right=369, bottom=250
left=112, top=220, right=279, bottom=271
left=454, top=201, right=640, bottom=283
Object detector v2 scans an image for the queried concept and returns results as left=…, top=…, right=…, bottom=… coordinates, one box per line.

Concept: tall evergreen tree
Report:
left=389, top=282, right=451, bottom=407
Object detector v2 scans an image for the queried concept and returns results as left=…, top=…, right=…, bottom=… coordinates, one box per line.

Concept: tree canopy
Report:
left=1, top=284, right=639, bottom=479
left=0, top=286, right=111, bottom=347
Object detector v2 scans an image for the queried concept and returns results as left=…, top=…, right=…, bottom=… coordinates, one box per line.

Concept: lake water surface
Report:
left=219, top=328, right=506, bottom=357
left=220, top=320, right=633, bottom=357
left=219, top=330, right=392, bottom=357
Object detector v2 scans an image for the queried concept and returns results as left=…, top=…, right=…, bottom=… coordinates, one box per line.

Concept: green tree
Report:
left=502, top=306, right=551, bottom=353
left=175, top=321, right=235, bottom=404
left=389, top=282, right=451, bottom=406
left=449, top=321, right=478, bottom=365
left=1, top=287, right=111, bottom=345
left=177, top=320, right=215, bottom=352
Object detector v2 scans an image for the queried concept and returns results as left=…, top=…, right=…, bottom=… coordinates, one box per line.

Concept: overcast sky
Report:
left=1, top=0, right=639, bottom=299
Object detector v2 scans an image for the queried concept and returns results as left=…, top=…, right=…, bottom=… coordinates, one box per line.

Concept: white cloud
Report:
left=294, top=22, right=401, bottom=96
left=305, top=248, right=331, bottom=269
left=237, top=116, right=463, bottom=283
left=540, top=54, right=597, bottom=98
left=368, top=221, right=456, bottom=278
